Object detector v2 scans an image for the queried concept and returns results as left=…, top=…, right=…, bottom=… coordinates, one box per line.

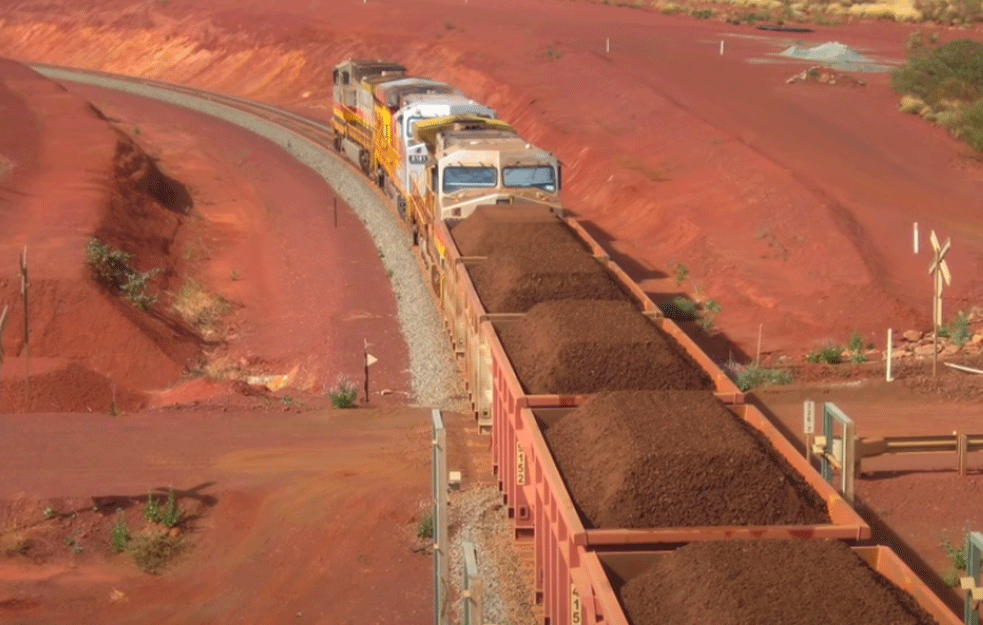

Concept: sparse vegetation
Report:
left=893, top=39, right=983, bottom=152
left=162, top=489, right=181, bottom=529
left=944, top=310, right=972, bottom=345
left=130, top=530, right=182, bottom=574
left=847, top=332, right=868, bottom=363
left=697, top=299, right=722, bottom=333
left=144, top=491, right=163, bottom=524
left=806, top=341, right=843, bottom=364
left=674, top=263, right=689, bottom=286
left=111, top=512, right=130, bottom=553
left=725, top=361, right=794, bottom=391
left=328, top=375, right=360, bottom=409
left=545, top=45, right=562, bottom=60
left=417, top=511, right=434, bottom=539
left=85, top=238, right=160, bottom=310
left=173, top=280, right=232, bottom=335
left=938, top=533, right=981, bottom=586
left=660, top=296, right=700, bottom=321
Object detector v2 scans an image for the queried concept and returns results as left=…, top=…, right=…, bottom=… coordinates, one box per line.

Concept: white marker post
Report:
left=803, top=400, right=815, bottom=465
left=913, top=222, right=919, bottom=254
left=886, top=328, right=893, bottom=382
left=606, top=37, right=610, bottom=54
left=720, top=40, right=725, bottom=55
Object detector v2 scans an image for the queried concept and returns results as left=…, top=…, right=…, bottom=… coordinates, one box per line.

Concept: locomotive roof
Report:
left=401, top=93, right=489, bottom=111
left=375, top=78, right=460, bottom=108
left=336, top=59, right=407, bottom=75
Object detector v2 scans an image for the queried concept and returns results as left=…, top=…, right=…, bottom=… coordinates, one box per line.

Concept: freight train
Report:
left=331, top=59, right=962, bottom=625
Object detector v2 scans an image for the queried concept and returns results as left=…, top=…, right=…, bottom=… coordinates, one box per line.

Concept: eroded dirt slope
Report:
left=0, top=57, right=201, bottom=411
left=0, top=59, right=411, bottom=411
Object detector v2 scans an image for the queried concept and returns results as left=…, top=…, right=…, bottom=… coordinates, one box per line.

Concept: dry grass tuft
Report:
left=173, top=280, right=232, bottom=338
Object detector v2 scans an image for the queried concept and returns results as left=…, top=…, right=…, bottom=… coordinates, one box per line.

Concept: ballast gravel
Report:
left=35, top=67, right=466, bottom=410
left=37, top=68, right=527, bottom=624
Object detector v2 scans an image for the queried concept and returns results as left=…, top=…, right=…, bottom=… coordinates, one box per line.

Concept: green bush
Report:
left=726, top=362, right=794, bottom=392
left=892, top=39, right=983, bottom=108
left=328, top=375, right=359, bottom=409
left=85, top=238, right=160, bottom=310
left=111, top=513, right=129, bottom=554
left=659, top=296, right=700, bottom=321
left=955, top=99, right=983, bottom=150
left=806, top=342, right=843, bottom=364
left=417, top=512, right=434, bottom=539
left=162, top=489, right=181, bottom=528
left=130, top=531, right=182, bottom=574
left=144, top=491, right=162, bottom=524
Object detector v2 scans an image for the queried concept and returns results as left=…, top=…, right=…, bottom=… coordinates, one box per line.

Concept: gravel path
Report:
left=33, top=66, right=466, bottom=410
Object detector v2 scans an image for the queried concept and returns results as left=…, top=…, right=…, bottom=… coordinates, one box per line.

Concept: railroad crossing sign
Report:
left=928, top=230, right=951, bottom=329
left=928, top=231, right=952, bottom=378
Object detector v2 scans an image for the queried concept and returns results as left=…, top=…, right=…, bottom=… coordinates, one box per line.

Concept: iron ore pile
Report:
left=540, top=390, right=831, bottom=528
left=496, top=300, right=712, bottom=394
left=618, top=540, right=941, bottom=625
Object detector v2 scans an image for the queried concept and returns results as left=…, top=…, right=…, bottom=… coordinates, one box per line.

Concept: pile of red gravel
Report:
left=619, top=540, right=941, bottom=625
left=541, top=391, right=830, bottom=528
left=469, top=246, right=629, bottom=313
left=450, top=204, right=584, bottom=257
left=496, top=300, right=712, bottom=394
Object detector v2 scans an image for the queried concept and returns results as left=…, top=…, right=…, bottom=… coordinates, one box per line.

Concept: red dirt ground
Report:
left=1, top=0, right=982, bottom=623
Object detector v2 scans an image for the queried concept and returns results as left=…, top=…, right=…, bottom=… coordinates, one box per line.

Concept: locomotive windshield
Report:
left=442, top=166, right=498, bottom=193
left=503, top=166, right=556, bottom=192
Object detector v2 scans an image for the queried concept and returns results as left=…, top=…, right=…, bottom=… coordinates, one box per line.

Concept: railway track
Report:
left=25, top=63, right=971, bottom=625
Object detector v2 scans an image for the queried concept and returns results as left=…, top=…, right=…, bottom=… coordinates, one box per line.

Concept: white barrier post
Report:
left=606, top=37, right=610, bottom=54
left=886, top=328, right=893, bottom=382
left=913, top=222, right=919, bottom=254
left=720, top=40, right=724, bottom=55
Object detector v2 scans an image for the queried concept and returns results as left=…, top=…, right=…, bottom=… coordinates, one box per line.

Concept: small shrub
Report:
left=85, top=238, right=159, bottom=309
left=173, top=280, right=232, bottom=331
left=674, top=263, right=689, bottom=285
left=144, top=491, right=162, bottom=524
left=328, top=375, right=359, bottom=409
left=947, top=311, right=971, bottom=345
left=697, top=299, right=722, bottom=333
left=111, top=513, right=129, bottom=553
left=162, top=489, right=181, bottom=528
left=806, top=342, right=843, bottom=364
left=847, top=332, right=867, bottom=363
left=131, top=531, right=182, bottom=574
left=417, top=512, right=434, bottom=539
left=691, top=8, right=713, bottom=18
left=899, top=94, right=927, bottom=114
left=942, top=535, right=968, bottom=570
left=659, top=296, right=700, bottom=321
left=726, top=362, right=794, bottom=391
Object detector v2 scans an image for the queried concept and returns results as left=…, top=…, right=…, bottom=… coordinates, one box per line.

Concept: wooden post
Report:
left=755, top=323, right=763, bottom=366
left=20, top=247, right=29, bottom=410
left=0, top=305, right=9, bottom=413
left=958, top=433, right=968, bottom=477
